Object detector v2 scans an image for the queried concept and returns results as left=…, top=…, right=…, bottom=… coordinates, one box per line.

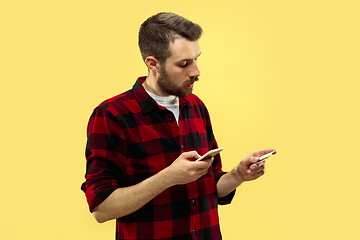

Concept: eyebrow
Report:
left=176, top=52, right=202, bottom=63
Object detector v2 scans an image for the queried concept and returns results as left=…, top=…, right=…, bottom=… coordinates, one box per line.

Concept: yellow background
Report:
left=1, top=0, right=359, bottom=239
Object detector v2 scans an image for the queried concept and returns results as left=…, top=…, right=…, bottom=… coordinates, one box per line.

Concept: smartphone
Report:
left=257, top=150, right=276, bottom=164
left=195, top=148, right=224, bottom=162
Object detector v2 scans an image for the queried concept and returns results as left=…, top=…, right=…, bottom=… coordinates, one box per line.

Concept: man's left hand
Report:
left=233, top=149, right=276, bottom=182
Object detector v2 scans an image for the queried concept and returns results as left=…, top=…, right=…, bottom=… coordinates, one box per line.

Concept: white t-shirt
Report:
left=146, top=90, right=180, bottom=125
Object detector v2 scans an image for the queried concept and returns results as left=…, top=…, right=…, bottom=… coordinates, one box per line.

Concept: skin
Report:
left=142, top=38, right=201, bottom=97
left=91, top=37, right=276, bottom=223
left=92, top=151, right=214, bottom=223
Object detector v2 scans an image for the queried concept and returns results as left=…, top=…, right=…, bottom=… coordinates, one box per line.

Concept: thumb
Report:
left=243, top=155, right=259, bottom=166
left=182, top=151, right=201, bottom=160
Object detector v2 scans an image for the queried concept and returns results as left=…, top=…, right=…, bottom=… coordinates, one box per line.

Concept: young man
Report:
left=81, top=12, right=276, bottom=240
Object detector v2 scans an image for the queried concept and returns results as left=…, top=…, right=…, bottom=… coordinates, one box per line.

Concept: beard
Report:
left=157, top=67, right=199, bottom=97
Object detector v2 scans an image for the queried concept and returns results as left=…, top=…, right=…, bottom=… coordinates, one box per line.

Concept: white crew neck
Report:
left=146, top=90, right=180, bottom=125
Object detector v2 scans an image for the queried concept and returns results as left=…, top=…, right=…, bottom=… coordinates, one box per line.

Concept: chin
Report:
left=182, top=89, right=193, bottom=97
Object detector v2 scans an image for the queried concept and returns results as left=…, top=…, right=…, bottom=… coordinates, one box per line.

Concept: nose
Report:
left=189, top=62, right=201, bottom=78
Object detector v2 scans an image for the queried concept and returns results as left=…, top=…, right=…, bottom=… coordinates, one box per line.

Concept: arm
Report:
left=92, top=151, right=214, bottom=223
left=217, top=149, right=276, bottom=198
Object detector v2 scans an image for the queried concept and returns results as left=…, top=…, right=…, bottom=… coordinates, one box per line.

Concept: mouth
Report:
left=187, top=78, right=197, bottom=87
left=185, top=77, right=198, bottom=90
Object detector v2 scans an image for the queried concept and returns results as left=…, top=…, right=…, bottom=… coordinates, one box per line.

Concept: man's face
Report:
left=157, top=38, right=201, bottom=97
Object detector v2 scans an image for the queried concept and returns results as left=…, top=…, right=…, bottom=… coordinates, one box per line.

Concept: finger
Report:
left=249, top=156, right=261, bottom=165
left=196, top=171, right=209, bottom=181
left=242, top=155, right=260, bottom=166
left=248, top=164, right=265, bottom=175
left=254, top=165, right=265, bottom=174
left=196, top=157, right=214, bottom=169
left=249, top=163, right=258, bottom=171
left=201, top=168, right=210, bottom=176
left=256, top=160, right=265, bottom=168
left=254, top=157, right=261, bottom=164
left=202, top=156, right=214, bottom=164
left=254, top=170, right=265, bottom=178
left=194, top=166, right=211, bottom=178
left=183, top=151, right=201, bottom=160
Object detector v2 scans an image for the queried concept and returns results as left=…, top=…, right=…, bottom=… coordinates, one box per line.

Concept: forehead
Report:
left=167, top=38, right=201, bottom=62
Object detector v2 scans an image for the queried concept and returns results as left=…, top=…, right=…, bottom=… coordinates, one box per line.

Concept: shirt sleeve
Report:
left=81, top=106, right=127, bottom=212
left=203, top=106, right=236, bottom=205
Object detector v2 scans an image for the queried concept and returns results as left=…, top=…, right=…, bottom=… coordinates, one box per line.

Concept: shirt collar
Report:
left=133, top=76, right=191, bottom=114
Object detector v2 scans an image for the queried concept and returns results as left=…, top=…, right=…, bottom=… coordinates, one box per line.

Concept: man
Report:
left=81, top=12, right=276, bottom=240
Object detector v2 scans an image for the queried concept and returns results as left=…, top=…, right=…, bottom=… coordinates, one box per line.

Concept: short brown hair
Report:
left=138, top=12, right=203, bottom=63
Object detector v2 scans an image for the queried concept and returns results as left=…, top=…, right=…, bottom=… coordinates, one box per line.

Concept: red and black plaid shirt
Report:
left=81, top=77, right=235, bottom=240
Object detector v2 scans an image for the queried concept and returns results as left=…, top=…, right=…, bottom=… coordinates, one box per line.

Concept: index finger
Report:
left=194, top=156, right=214, bottom=168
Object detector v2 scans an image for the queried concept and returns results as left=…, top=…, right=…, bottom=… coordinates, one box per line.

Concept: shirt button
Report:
left=181, top=145, right=184, bottom=149
left=169, top=118, right=174, bottom=123
left=192, top=229, right=195, bottom=234
left=191, top=199, right=195, bottom=204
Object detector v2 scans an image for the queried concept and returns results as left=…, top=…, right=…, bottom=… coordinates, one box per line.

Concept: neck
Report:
left=143, top=73, right=170, bottom=97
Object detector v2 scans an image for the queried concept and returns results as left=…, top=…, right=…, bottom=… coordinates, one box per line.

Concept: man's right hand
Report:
left=165, top=151, right=214, bottom=186
left=91, top=151, right=213, bottom=223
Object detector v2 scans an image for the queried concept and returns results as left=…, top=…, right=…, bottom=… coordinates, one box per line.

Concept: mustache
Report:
left=189, top=77, right=199, bottom=83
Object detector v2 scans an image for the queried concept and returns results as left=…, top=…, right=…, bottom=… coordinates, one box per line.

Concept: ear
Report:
left=145, top=56, right=160, bottom=74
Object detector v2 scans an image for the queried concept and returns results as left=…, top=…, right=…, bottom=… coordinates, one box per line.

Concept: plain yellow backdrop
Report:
left=1, top=0, right=359, bottom=239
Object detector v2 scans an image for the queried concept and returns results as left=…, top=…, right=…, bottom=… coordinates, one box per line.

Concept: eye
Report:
left=179, top=61, right=189, bottom=68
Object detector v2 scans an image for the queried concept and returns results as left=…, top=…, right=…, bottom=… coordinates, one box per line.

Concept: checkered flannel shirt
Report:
left=81, top=77, right=235, bottom=240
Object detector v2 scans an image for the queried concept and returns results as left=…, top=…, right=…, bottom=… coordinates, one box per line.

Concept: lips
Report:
left=185, top=78, right=197, bottom=89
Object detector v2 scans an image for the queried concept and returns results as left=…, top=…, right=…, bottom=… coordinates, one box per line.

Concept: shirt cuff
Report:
left=82, top=183, right=117, bottom=212
left=215, top=172, right=236, bottom=205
